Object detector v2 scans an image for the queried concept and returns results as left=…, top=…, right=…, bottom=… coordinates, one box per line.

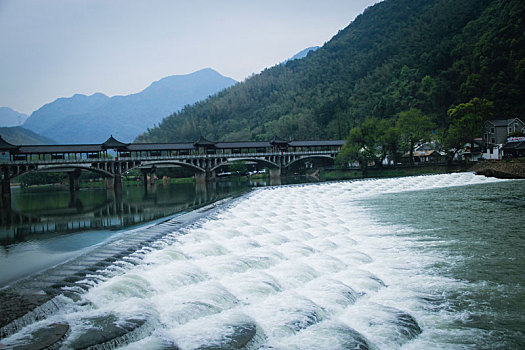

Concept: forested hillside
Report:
left=138, top=0, right=524, bottom=143
left=0, top=127, right=55, bottom=145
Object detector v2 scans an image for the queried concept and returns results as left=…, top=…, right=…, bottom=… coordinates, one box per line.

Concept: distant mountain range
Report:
left=21, top=68, right=237, bottom=144
left=0, top=107, right=28, bottom=127
left=2, top=47, right=323, bottom=145
left=285, top=46, right=320, bottom=62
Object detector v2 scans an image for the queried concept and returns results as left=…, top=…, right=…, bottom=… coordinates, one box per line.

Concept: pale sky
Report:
left=0, top=0, right=380, bottom=114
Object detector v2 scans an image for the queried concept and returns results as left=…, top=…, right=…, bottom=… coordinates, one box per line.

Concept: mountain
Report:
left=0, top=107, right=28, bottom=127
left=0, top=127, right=56, bottom=145
left=287, top=46, right=320, bottom=62
left=23, top=93, right=110, bottom=135
left=137, top=0, right=524, bottom=143
left=23, top=68, right=237, bottom=144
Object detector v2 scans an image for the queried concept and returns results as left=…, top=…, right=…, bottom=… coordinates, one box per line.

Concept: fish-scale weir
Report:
left=1, top=173, right=514, bottom=349
left=0, top=197, right=235, bottom=341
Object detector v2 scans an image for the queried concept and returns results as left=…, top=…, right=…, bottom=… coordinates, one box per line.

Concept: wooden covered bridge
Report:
left=0, top=135, right=344, bottom=204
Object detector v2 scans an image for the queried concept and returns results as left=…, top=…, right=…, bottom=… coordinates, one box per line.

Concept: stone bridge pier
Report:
left=194, top=169, right=215, bottom=184
left=269, top=168, right=281, bottom=178
left=1, top=180, right=10, bottom=209
left=194, top=172, right=207, bottom=184
left=68, top=169, right=81, bottom=192
left=1, top=166, right=10, bottom=206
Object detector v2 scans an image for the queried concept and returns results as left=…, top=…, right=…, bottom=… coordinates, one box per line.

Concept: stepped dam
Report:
left=1, top=173, right=524, bottom=349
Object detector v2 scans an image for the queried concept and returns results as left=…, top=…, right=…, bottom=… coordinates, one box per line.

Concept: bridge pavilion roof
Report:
left=194, top=136, right=216, bottom=148
left=216, top=141, right=271, bottom=149
left=0, top=136, right=19, bottom=151
left=8, top=138, right=346, bottom=155
left=270, top=136, right=289, bottom=145
left=102, top=135, right=129, bottom=150
left=17, top=144, right=102, bottom=154
left=289, top=140, right=345, bottom=147
left=127, top=143, right=194, bottom=151
left=214, top=140, right=345, bottom=149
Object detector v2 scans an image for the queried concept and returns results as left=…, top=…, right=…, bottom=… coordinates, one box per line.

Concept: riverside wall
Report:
left=470, top=160, right=525, bottom=179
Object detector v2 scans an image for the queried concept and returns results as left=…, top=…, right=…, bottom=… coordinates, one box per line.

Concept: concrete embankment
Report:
left=470, top=160, right=525, bottom=179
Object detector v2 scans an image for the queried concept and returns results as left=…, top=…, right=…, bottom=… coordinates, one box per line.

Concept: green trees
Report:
left=19, top=172, right=65, bottom=186
left=229, top=161, right=248, bottom=175
left=451, top=0, right=525, bottom=116
left=337, top=108, right=436, bottom=168
left=444, top=97, right=493, bottom=160
left=336, top=117, right=400, bottom=170
left=337, top=123, right=376, bottom=173
left=338, top=99, right=493, bottom=168
left=380, top=122, right=402, bottom=165
left=396, top=109, right=435, bottom=165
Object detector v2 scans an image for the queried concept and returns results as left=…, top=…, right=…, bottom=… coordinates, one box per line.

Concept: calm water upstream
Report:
left=1, top=173, right=524, bottom=349
left=0, top=179, right=267, bottom=287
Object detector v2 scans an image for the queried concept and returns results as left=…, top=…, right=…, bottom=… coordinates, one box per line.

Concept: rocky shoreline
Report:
left=470, top=160, right=525, bottom=179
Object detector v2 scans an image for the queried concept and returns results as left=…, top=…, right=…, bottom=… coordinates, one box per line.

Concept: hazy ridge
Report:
left=22, top=68, right=237, bottom=144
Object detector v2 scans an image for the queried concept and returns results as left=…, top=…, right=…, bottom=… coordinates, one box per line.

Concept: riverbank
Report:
left=470, top=159, right=525, bottom=179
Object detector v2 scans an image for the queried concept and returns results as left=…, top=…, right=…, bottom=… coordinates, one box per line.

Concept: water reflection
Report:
left=0, top=180, right=260, bottom=246
left=0, top=175, right=324, bottom=285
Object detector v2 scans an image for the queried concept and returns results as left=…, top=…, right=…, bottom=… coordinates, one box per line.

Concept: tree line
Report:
left=336, top=97, right=495, bottom=169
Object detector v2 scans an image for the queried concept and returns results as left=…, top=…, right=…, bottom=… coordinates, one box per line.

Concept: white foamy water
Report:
left=2, top=173, right=508, bottom=349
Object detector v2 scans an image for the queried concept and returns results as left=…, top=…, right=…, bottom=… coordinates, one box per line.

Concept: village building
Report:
left=502, top=136, right=525, bottom=158
left=482, top=118, right=525, bottom=159
left=403, top=142, right=446, bottom=164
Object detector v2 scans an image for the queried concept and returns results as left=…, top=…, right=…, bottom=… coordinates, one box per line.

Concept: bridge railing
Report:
left=2, top=150, right=338, bottom=165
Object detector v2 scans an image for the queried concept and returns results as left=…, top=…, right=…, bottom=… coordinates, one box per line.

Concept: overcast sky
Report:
left=0, top=0, right=380, bottom=114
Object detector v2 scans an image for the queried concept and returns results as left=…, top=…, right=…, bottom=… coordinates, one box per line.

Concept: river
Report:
left=0, top=178, right=276, bottom=287
left=0, top=173, right=524, bottom=349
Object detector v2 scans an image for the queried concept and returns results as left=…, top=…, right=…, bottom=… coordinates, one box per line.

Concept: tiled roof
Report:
left=11, top=138, right=344, bottom=154
left=127, top=143, right=194, bottom=151
left=289, top=140, right=345, bottom=147
left=486, top=118, right=523, bottom=127
left=102, top=135, right=128, bottom=149
left=216, top=142, right=270, bottom=149
left=193, top=136, right=216, bottom=147
left=0, top=136, right=19, bottom=150
left=18, top=145, right=102, bottom=153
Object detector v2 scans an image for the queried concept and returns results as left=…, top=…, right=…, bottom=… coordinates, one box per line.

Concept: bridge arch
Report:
left=284, top=155, right=335, bottom=169
left=210, top=158, right=279, bottom=172
left=128, top=160, right=206, bottom=174
left=10, top=164, right=114, bottom=180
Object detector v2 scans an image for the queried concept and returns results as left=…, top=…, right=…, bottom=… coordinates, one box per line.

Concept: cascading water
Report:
left=2, top=173, right=521, bottom=349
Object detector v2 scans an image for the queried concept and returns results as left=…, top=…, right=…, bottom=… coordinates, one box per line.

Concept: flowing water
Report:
left=0, top=180, right=260, bottom=287
left=1, top=173, right=524, bottom=349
